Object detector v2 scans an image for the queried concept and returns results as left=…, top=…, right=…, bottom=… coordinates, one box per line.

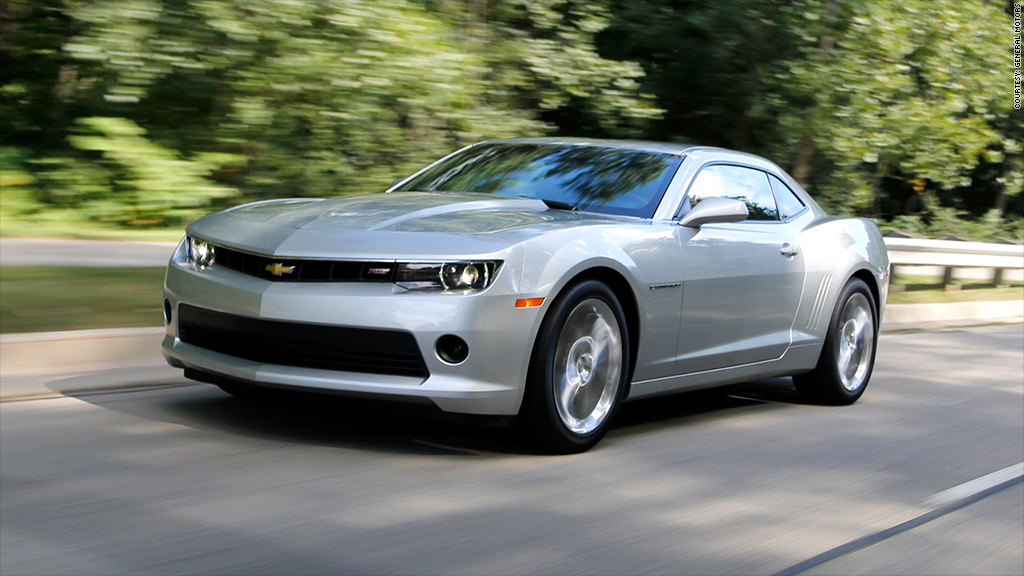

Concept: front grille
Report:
left=214, top=245, right=395, bottom=282
left=177, top=304, right=429, bottom=378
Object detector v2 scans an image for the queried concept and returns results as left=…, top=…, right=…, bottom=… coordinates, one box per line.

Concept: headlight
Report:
left=187, top=236, right=216, bottom=269
left=394, top=261, right=501, bottom=291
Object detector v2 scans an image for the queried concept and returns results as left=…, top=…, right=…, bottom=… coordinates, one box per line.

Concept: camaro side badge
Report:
left=265, top=263, right=296, bottom=276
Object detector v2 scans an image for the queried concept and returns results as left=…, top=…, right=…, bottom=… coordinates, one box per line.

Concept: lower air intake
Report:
left=177, top=304, right=429, bottom=379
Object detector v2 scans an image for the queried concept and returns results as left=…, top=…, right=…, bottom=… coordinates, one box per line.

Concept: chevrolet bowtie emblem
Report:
left=265, top=262, right=296, bottom=276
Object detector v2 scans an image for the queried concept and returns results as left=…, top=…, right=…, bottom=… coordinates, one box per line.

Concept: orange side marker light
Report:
left=515, top=298, right=545, bottom=308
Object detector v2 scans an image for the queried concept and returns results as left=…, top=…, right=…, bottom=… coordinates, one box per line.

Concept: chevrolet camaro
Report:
left=162, top=138, right=889, bottom=452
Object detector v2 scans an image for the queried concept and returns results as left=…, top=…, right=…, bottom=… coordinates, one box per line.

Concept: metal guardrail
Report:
left=884, top=237, right=1024, bottom=288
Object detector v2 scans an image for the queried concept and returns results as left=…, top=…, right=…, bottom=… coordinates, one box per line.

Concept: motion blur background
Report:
left=1, top=5, right=1021, bottom=574
left=1, top=0, right=1021, bottom=242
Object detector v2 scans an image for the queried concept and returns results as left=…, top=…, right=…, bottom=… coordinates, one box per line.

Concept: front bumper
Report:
left=162, top=240, right=541, bottom=415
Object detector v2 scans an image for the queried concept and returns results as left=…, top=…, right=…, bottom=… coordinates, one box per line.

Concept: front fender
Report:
left=516, top=223, right=684, bottom=382
left=520, top=239, right=642, bottom=300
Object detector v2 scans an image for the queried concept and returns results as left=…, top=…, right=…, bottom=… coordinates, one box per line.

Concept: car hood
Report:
left=187, top=192, right=622, bottom=259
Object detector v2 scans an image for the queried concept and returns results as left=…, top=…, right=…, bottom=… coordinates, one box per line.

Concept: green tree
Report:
left=440, top=0, right=662, bottom=136
left=2, top=0, right=1019, bottom=240
left=771, top=0, right=1016, bottom=218
left=600, top=0, right=1020, bottom=239
left=600, top=0, right=792, bottom=150
left=1, top=0, right=660, bottom=234
left=65, top=117, right=239, bottom=225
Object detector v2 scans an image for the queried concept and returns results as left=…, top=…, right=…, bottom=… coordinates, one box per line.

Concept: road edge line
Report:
left=772, top=462, right=1024, bottom=576
left=925, top=462, right=1024, bottom=508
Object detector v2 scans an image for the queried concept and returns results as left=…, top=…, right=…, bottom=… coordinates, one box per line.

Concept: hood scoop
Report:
left=223, top=191, right=593, bottom=235
left=365, top=197, right=552, bottom=233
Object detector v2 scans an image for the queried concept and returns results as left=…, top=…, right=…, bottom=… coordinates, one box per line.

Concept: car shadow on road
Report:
left=609, top=377, right=809, bottom=435
left=72, top=376, right=812, bottom=456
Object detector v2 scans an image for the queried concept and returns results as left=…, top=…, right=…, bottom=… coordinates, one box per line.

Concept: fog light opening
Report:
left=163, top=299, right=172, bottom=325
left=436, top=335, right=469, bottom=365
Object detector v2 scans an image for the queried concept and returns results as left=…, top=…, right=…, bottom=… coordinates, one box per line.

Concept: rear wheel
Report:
left=794, top=278, right=877, bottom=404
left=523, top=280, right=630, bottom=453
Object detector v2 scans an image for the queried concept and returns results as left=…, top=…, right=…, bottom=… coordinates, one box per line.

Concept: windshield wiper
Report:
left=541, top=198, right=578, bottom=212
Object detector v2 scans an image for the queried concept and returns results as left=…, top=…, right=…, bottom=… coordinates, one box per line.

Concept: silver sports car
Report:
left=163, top=138, right=889, bottom=452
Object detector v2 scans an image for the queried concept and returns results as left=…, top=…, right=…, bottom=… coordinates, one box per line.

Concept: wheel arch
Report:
left=546, top=266, right=641, bottom=387
left=849, top=267, right=881, bottom=321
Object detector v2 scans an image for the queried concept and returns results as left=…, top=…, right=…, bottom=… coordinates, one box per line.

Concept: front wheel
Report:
left=522, top=280, right=630, bottom=454
left=794, top=278, right=878, bottom=404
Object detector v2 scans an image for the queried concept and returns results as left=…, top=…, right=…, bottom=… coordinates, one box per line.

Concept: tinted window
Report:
left=397, top=143, right=683, bottom=218
left=768, top=174, right=806, bottom=220
left=683, top=165, right=779, bottom=221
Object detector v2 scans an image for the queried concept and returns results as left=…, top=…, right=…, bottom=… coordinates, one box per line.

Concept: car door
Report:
left=673, top=163, right=806, bottom=373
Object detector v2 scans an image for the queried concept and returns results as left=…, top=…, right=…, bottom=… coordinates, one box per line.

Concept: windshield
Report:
left=396, top=143, right=683, bottom=218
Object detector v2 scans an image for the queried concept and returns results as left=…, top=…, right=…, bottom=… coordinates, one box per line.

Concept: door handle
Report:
left=780, top=243, right=800, bottom=257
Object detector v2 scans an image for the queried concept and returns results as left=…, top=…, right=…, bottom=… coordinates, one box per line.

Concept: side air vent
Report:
left=806, top=274, right=833, bottom=331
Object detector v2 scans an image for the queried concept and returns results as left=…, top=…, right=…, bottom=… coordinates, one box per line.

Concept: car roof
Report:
left=478, top=137, right=709, bottom=157
left=479, top=137, right=786, bottom=167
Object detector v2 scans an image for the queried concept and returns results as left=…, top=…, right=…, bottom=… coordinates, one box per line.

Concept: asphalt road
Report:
left=2, top=325, right=1022, bottom=575
left=0, top=238, right=178, bottom=267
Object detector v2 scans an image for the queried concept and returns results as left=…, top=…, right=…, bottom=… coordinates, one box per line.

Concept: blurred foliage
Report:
left=1, top=0, right=656, bottom=229
left=601, top=0, right=1022, bottom=241
left=770, top=1, right=1014, bottom=212
left=883, top=208, right=1024, bottom=244
left=65, top=117, right=239, bottom=225
left=0, top=0, right=1020, bottom=241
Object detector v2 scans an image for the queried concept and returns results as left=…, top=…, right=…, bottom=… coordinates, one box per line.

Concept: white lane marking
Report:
left=925, top=462, right=1024, bottom=508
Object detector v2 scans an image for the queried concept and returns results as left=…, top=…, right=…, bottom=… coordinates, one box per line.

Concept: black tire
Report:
left=522, top=280, right=631, bottom=453
left=793, top=278, right=878, bottom=405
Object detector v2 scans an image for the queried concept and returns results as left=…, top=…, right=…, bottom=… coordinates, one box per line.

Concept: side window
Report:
left=768, top=174, right=806, bottom=220
left=684, top=165, right=779, bottom=221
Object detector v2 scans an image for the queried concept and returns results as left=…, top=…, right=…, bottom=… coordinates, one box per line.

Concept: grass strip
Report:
left=889, top=274, right=1024, bottom=304
left=0, top=268, right=1019, bottom=334
left=0, top=266, right=166, bottom=333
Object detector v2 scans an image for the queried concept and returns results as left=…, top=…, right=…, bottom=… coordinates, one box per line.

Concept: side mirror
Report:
left=679, top=197, right=749, bottom=228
